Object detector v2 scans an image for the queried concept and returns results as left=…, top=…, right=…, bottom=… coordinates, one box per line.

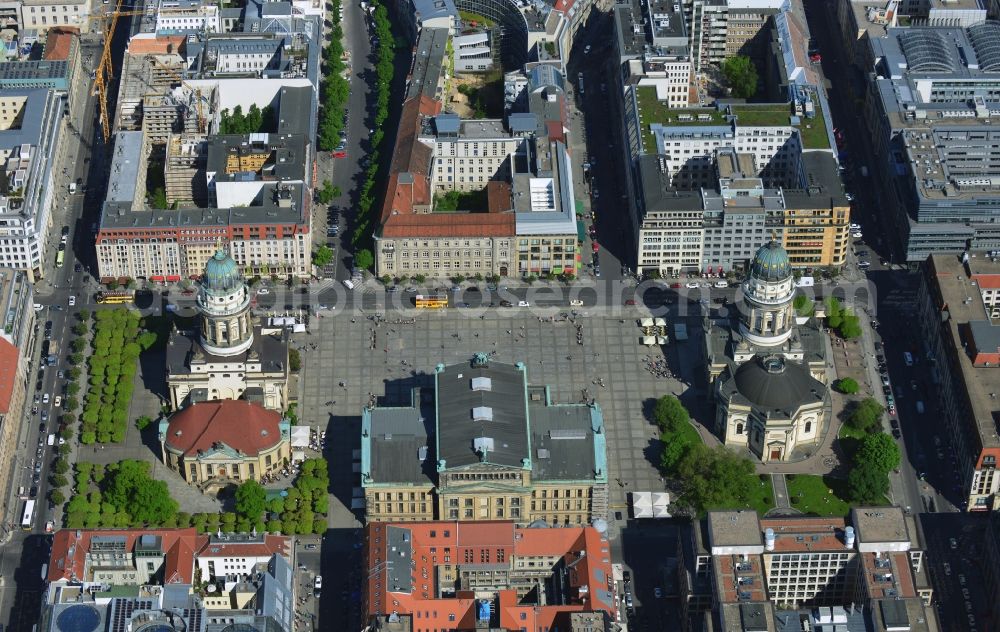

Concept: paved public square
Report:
left=297, top=310, right=707, bottom=533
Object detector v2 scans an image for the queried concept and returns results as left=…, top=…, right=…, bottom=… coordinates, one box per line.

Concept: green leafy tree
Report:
left=50, top=489, right=66, bottom=505
left=675, top=445, right=759, bottom=515
left=316, top=180, right=337, bottom=204
left=847, top=461, right=890, bottom=504
left=53, top=458, right=70, bottom=475
left=312, top=245, right=335, bottom=267
left=234, top=480, right=267, bottom=522
left=313, top=519, right=327, bottom=534
left=105, top=460, right=178, bottom=525
left=847, top=397, right=883, bottom=433
left=835, top=378, right=859, bottom=394
left=825, top=297, right=843, bottom=329
left=72, top=322, right=88, bottom=336
left=50, top=473, right=68, bottom=489
left=289, top=348, right=301, bottom=372
left=653, top=395, right=689, bottom=431
left=857, top=432, right=901, bottom=473
left=721, top=55, right=758, bottom=99
left=839, top=313, right=862, bottom=339
left=354, top=249, right=374, bottom=271
left=135, top=415, right=153, bottom=431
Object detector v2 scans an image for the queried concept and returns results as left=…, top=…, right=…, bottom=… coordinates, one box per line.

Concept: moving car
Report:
left=518, top=300, right=530, bottom=307
left=570, top=299, right=584, bottom=306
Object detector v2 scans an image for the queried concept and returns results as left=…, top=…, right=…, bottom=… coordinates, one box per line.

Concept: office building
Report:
left=42, top=528, right=293, bottom=632
left=0, top=269, right=32, bottom=526
left=915, top=253, right=1000, bottom=510
left=613, top=0, right=693, bottom=110
left=626, top=98, right=847, bottom=275
left=683, top=0, right=786, bottom=72
left=862, top=24, right=1000, bottom=262
left=363, top=521, right=615, bottom=631
left=19, top=0, right=91, bottom=34
left=679, top=508, right=936, bottom=630
left=95, top=91, right=314, bottom=281
left=375, top=26, right=579, bottom=278
left=0, top=88, right=63, bottom=279
left=361, top=353, right=608, bottom=524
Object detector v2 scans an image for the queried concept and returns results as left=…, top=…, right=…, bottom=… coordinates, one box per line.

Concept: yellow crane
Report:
left=90, top=0, right=148, bottom=142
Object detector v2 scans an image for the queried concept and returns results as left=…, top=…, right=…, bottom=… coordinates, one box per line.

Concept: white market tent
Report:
left=631, top=491, right=671, bottom=518
left=291, top=426, right=311, bottom=448
left=640, top=318, right=654, bottom=327
left=642, top=336, right=657, bottom=346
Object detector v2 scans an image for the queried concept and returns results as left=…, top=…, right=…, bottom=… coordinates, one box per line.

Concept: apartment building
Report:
left=679, top=508, right=935, bottom=631
left=155, top=0, right=222, bottom=33
left=0, top=88, right=63, bottom=280
left=613, top=0, right=693, bottom=110
left=363, top=521, right=615, bottom=632
left=0, top=269, right=32, bottom=528
left=360, top=354, right=608, bottom=525
left=630, top=101, right=848, bottom=275
left=915, top=253, right=1000, bottom=510
left=376, top=25, right=579, bottom=279
left=683, top=0, right=784, bottom=72
left=96, top=87, right=314, bottom=281
left=19, top=0, right=90, bottom=34
left=42, top=528, right=293, bottom=632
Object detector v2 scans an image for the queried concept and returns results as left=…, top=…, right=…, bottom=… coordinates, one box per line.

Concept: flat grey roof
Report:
left=851, top=506, right=909, bottom=544
left=707, top=511, right=763, bottom=548
left=276, top=86, right=313, bottom=136
left=0, top=89, right=53, bottom=150
left=367, top=395, right=434, bottom=485
left=529, top=394, right=598, bottom=482
left=205, top=133, right=306, bottom=183
left=100, top=182, right=306, bottom=229
left=386, top=525, right=414, bottom=593
left=435, top=360, right=530, bottom=470
left=106, top=131, right=144, bottom=205
left=406, top=27, right=449, bottom=103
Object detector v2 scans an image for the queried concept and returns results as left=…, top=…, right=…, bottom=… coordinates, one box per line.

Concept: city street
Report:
left=0, top=32, right=111, bottom=629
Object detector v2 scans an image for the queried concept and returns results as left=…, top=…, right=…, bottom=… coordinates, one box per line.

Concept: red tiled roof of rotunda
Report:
left=164, top=399, right=284, bottom=457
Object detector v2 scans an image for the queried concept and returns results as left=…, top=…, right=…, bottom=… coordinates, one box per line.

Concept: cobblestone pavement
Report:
left=297, top=310, right=708, bottom=534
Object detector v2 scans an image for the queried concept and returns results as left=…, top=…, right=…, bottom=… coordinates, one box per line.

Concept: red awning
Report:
left=166, top=275, right=181, bottom=282
left=150, top=276, right=165, bottom=282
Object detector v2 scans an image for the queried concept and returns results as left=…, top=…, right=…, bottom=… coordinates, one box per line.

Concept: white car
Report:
left=714, top=280, right=728, bottom=288
left=68, top=295, right=76, bottom=307
left=851, top=231, right=863, bottom=238
left=570, top=299, right=584, bottom=306
left=54, top=396, right=62, bottom=408
left=33, top=303, right=44, bottom=311
left=685, top=282, right=700, bottom=289
left=518, top=300, right=530, bottom=307
left=42, top=394, right=50, bottom=405
left=849, top=223, right=861, bottom=230
left=314, top=576, right=323, bottom=591
left=845, top=192, right=854, bottom=201
left=256, top=288, right=270, bottom=295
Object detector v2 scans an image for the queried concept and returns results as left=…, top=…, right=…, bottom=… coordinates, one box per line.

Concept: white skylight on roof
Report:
left=470, top=377, right=492, bottom=391
left=472, top=406, right=493, bottom=421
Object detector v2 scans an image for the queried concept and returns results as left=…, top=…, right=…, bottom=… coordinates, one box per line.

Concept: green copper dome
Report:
left=748, top=240, right=792, bottom=283
left=203, top=248, right=242, bottom=292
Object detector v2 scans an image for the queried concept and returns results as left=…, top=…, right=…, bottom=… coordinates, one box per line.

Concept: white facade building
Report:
left=19, top=0, right=91, bottom=33
left=0, top=89, right=63, bottom=280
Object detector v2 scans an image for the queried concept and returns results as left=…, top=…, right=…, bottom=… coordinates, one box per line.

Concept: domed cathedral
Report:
left=705, top=240, right=830, bottom=463
left=166, top=247, right=290, bottom=412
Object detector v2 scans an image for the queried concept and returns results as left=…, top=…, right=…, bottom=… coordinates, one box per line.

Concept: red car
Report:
left=670, top=282, right=681, bottom=289
left=592, top=242, right=599, bottom=252
left=809, top=53, right=821, bottom=63
left=332, top=151, right=347, bottom=158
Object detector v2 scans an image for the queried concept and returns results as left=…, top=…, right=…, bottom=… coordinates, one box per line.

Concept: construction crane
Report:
left=91, top=0, right=148, bottom=143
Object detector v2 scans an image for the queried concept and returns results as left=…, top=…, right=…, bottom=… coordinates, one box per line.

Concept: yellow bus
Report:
left=55, top=251, right=64, bottom=267
left=414, top=294, right=448, bottom=309
left=96, top=290, right=135, bottom=305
